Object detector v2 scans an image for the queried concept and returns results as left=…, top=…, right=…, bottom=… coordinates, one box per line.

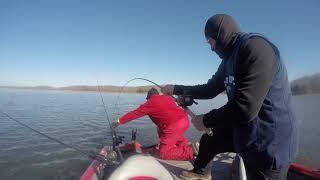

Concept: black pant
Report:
left=193, top=128, right=288, bottom=180
left=193, top=128, right=234, bottom=173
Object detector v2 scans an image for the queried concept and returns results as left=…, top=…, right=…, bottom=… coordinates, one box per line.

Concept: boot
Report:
left=180, top=169, right=211, bottom=180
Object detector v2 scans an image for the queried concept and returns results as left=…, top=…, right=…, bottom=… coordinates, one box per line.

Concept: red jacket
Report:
left=119, top=94, right=188, bottom=130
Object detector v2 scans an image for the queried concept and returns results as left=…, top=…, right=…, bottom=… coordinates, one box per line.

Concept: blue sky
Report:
left=1, top=0, right=319, bottom=87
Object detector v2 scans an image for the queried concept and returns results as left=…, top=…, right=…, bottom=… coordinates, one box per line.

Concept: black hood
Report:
left=205, top=14, right=241, bottom=59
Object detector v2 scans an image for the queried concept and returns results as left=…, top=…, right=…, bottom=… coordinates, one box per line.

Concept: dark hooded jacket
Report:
left=174, top=14, right=298, bottom=170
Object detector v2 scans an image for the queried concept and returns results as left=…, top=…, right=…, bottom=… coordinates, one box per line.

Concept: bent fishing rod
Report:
left=0, top=109, right=108, bottom=163
left=114, top=78, right=165, bottom=116
left=115, top=77, right=214, bottom=136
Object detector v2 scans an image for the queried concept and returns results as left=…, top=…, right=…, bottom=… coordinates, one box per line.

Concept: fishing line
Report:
left=114, top=78, right=162, bottom=117
left=0, top=109, right=107, bottom=162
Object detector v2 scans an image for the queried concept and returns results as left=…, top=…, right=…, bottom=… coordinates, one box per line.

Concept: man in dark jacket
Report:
left=162, top=14, right=298, bottom=180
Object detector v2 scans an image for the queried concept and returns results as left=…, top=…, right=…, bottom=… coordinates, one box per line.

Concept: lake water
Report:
left=0, top=88, right=319, bottom=179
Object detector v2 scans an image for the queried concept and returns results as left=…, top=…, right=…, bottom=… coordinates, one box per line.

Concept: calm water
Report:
left=0, top=88, right=319, bottom=179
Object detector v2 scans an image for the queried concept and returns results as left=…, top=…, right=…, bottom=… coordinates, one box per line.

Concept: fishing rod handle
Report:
left=185, top=108, right=214, bottom=136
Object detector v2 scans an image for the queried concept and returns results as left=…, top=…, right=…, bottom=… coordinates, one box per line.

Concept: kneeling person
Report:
left=112, top=88, right=194, bottom=160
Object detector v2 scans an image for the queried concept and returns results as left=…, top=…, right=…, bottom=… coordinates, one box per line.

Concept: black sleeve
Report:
left=203, top=37, right=277, bottom=128
left=173, top=62, right=225, bottom=99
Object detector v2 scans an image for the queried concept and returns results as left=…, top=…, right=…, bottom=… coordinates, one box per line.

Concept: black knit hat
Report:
left=204, top=14, right=240, bottom=59
left=146, top=87, right=159, bottom=99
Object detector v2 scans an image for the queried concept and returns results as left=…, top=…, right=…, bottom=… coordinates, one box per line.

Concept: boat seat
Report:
left=108, top=154, right=173, bottom=180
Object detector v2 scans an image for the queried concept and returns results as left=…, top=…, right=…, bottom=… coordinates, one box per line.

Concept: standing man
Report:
left=162, top=14, right=298, bottom=179
left=112, top=88, right=196, bottom=160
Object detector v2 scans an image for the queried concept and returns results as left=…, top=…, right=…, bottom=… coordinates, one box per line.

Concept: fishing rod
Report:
left=96, top=81, right=124, bottom=157
left=96, top=82, right=115, bottom=145
left=115, top=77, right=214, bottom=136
left=114, top=78, right=162, bottom=118
left=0, top=109, right=108, bottom=163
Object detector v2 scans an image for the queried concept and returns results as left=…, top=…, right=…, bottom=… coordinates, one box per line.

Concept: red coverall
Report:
left=119, top=94, right=193, bottom=160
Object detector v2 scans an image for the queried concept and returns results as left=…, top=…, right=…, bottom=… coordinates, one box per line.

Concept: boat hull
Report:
left=81, top=141, right=320, bottom=180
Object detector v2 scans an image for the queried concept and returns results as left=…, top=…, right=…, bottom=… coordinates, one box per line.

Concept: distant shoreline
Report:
left=0, top=85, right=155, bottom=94
left=1, top=85, right=320, bottom=96
left=1, top=73, right=319, bottom=95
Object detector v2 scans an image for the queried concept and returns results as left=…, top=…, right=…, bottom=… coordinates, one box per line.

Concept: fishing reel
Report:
left=89, top=148, right=118, bottom=165
left=131, top=128, right=137, bottom=141
left=113, top=132, right=124, bottom=147
left=176, top=94, right=198, bottom=108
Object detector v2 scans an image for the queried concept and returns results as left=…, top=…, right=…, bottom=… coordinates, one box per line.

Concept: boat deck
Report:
left=100, top=144, right=317, bottom=180
left=104, top=152, right=236, bottom=180
left=156, top=152, right=235, bottom=179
